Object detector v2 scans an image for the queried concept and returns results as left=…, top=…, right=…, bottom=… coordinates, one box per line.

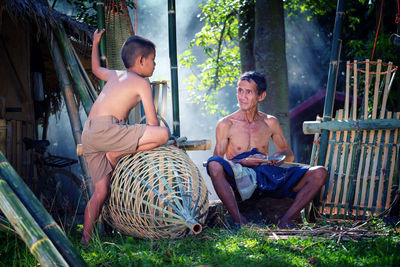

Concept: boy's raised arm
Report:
left=91, top=29, right=114, bottom=81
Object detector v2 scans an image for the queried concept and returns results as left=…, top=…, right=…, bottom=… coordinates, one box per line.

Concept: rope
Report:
left=371, top=0, right=384, bottom=61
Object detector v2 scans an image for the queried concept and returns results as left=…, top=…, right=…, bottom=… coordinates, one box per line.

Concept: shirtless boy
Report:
left=81, top=29, right=169, bottom=242
left=206, top=71, right=328, bottom=228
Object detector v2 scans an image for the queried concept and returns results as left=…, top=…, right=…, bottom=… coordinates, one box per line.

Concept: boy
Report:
left=81, top=29, right=169, bottom=243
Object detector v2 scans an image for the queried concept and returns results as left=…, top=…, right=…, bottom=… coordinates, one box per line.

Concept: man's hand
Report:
left=238, top=153, right=286, bottom=167
left=93, top=29, right=105, bottom=45
left=238, top=154, right=266, bottom=167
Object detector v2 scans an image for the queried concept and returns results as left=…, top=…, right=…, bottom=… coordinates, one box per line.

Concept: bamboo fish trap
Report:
left=103, top=145, right=209, bottom=239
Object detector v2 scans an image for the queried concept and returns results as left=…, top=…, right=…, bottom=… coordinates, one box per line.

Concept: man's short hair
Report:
left=238, top=71, right=267, bottom=95
left=121, top=36, right=156, bottom=68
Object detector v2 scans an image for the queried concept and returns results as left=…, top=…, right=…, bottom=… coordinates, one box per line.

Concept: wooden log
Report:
left=0, top=179, right=68, bottom=267
left=303, top=118, right=400, bottom=134
left=0, top=152, right=88, bottom=266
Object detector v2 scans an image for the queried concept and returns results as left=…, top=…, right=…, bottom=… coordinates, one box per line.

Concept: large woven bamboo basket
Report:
left=103, top=145, right=209, bottom=239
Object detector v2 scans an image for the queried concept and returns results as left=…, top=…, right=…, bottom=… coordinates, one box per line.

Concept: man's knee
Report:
left=308, top=166, right=328, bottom=187
left=207, top=161, right=224, bottom=180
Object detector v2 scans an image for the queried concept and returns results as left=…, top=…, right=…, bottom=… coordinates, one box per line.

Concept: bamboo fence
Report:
left=304, top=60, right=399, bottom=219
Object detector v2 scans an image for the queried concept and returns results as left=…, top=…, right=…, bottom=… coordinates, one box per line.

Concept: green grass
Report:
left=1, top=219, right=400, bottom=266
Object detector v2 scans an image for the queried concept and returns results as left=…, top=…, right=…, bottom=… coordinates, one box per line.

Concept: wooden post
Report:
left=0, top=119, right=6, bottom=156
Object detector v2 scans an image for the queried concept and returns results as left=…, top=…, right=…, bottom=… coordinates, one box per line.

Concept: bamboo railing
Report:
left=303, top=60, right=399, bottom=219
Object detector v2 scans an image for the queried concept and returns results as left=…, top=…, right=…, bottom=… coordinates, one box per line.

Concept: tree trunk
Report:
left=254, top=0, right=291, bottom=145
left=239, top=1, right=255, bottom=72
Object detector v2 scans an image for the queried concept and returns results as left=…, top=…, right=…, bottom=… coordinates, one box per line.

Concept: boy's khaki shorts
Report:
left=82, top=115, right=146, bottom=184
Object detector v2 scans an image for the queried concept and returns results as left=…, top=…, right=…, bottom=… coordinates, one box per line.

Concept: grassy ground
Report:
left=1, top=218, right=399, bottom=266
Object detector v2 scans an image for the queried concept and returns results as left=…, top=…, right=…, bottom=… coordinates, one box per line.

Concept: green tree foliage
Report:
left=179, top=0, right=241, bottom=116
left=180, top=0, right=400, bottom=114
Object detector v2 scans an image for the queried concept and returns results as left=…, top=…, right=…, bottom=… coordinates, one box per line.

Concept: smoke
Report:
left=285, top=13, right=330, bottom=108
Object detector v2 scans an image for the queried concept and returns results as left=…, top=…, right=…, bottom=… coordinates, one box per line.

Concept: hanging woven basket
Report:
left=103, top=145, right=209, bottom=239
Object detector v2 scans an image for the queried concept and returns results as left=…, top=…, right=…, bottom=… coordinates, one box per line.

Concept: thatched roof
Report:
left=0, top=0, right=95, bottom=52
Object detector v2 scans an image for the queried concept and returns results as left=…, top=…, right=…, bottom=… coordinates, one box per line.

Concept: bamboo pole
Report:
left=317, top=0, right=345, bottom=167
left=303, top=119, right=400, bottom=134
left=0, top=153, right=87, bottom=266
left=0, top=179, right=68, bottom=267
left=385, top=112, right=399, bottom=209
left=48, top=31, right=92, bottom=195
left=96, top=1, right=106, bottom=90
left=56, top=26, right=94, bottom=116
left=360, top=61, right=381, bottom=209
left=168, top=0, right=181, bottom=137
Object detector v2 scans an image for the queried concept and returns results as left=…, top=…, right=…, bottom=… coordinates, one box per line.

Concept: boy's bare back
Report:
left=89, top=29, right=158, bottom=125
left=88, top=71, right=155, bottom=122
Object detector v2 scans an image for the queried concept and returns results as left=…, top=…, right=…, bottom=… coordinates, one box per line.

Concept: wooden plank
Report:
left=11, top=120, right=17, bottom=167
left=385, top=112, right=399, bottom=209
left=6, top=120, right=12, bottom=161
left=376, top=112, right=392, bottom=210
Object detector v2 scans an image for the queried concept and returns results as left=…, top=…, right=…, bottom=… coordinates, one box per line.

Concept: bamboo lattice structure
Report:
left=304, top=60, right=399, bottom=219
left=103, top=145, right=209, bottom=239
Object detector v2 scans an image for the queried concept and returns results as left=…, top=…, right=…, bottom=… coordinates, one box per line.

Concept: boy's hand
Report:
left=93, top=29, right=105, bottom=45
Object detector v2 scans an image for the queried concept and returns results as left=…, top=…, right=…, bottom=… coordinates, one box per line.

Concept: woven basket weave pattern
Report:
left=104, top=146, right=209, bottom=239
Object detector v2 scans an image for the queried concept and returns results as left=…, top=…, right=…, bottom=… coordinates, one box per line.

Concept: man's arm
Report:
left=213, top=118, right=230, bottom=157
left=268, top=116, right=294, bottom=163
left=91, top=29, right=115, bottom=81
left=140, top=80, right=159, bottom=126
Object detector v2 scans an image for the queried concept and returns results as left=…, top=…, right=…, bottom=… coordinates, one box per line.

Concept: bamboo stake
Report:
left=385, top=112, right=399, bottom=209
left=0, top=152, right=87, bottom=266
left=353, top=60, right=370, bottom=211
left=361, top=61, right=382, bottom=209
left=376, top=112, right=392, bottom=210
left=352, top=60, right=358, bottom=120
left=327, top=110, right=343, bottom=204
left=367, top=61, right=383, bottom=208
left=0, top=179, right=68, bottom=267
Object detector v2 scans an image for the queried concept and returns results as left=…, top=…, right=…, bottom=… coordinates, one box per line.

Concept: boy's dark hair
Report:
left=238, top=71, right=267, bottom=95
left=121, top=36, right=156, bottom=68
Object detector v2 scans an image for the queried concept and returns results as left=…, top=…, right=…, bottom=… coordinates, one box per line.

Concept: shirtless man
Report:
left=81, top=29, right=169, bottom=242
left=206, top=71, right=327, bottom=228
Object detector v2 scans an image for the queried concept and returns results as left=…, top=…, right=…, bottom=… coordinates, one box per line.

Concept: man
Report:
left=206, top=71, right=327, bottom=228
left=81, top=29, right=169, bottom=243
